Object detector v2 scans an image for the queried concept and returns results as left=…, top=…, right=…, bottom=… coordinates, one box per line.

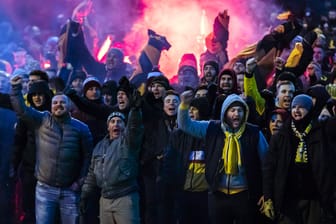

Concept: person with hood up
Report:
left=178, top=90, right=268, bottom=224
left=212, top=68, right=239, bottom=119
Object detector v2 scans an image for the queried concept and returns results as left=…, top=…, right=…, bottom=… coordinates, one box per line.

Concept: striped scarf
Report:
left=291, top=121, right=312, bottom=163
left=222, top=124, right=246, bottom=175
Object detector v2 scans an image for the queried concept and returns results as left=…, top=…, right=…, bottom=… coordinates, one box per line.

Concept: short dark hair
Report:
left=29, top=70, right=49, bottom=82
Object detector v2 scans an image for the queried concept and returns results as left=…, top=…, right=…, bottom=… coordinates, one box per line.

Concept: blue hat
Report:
left=291, top=94, right=313, bottom=111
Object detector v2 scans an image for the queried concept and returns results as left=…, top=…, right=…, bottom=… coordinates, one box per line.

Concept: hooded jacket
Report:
left=178, top=94, right=268, bottom=199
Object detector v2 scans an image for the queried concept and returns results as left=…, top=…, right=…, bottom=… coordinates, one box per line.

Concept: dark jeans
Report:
left=141, top=175, right=161, bottom=224
left=179, top=190, right=209, bottom=224
left=21, top=170, right=36, bottom=224
left=278, top=199, right=320, bottom=224
left=208, top=190, right=257, bottom=224
left=0, top=181, right=15, bottom=224
left=80, top=186, right=100, bottom=224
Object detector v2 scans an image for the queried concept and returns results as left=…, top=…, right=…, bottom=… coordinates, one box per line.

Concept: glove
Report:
left=260, top=89, right=274, bottom=100
left=260, top=198, right=275, bottom=220
left=274, top=57, right=285, bottom=71
left=129, top=89, right=143, bottom=109
left=63, top=87, right=77, bottom=98
left=79, top=196, right=88, bottom=215
left=245, top=57, right=257, bottom=76
left=10, top=75, right=22, bottom=86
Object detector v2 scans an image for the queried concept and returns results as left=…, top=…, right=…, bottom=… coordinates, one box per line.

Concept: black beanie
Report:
left=151, top=75, right=170, bottom=90
left=203, top=60, right=219, bottom=75
left=70, top=70, right=87, bottom=83
left=102, top=80, right=118, bottom=95
left=190, top=97, right=210, bottom=120
left=117, top=76, right=134, bottom=97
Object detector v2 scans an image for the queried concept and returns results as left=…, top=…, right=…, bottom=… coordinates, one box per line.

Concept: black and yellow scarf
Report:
left=221, top=124, right=246, bottom=175
left=291, top=121, right=312, bottom=163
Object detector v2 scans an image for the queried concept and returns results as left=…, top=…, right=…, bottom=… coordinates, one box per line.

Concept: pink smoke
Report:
left=124, top=0, right=282, bottom=78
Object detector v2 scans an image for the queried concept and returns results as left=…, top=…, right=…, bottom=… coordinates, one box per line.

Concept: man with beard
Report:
left=9, top=75, right=93, bottom=224
left=178, top=90, right=268, bottom=224
left=201, top=60, right=219, bottom=86
left=212, top=69, right=239, bottom=119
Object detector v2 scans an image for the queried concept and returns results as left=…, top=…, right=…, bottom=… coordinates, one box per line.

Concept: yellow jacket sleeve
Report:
left=244, top=75, right=265, bottom=115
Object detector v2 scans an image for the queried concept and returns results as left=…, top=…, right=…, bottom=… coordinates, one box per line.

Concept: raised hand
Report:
left=180, top=90, right=194, bottom=107
left=10, top=75, right=22, bottom=86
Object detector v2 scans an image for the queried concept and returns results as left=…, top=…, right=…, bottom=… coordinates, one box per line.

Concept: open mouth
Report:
left=293, top=113, right=303, bottom=119
left=112, top=128, right=121, bottom=135
left=272, top=127, right=279, bottom=132
left=231, top=118, right=241, bottom=126
left=153, top=91, right=161, bottom=98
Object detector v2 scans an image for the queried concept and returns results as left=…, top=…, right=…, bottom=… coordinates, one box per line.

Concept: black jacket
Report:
left=205, top=121, right=263, bottom=200
left=263, top=119, right=334, bottom=213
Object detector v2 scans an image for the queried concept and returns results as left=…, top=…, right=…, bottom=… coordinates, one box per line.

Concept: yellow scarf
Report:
left=222, top=124, right=246, bottom=175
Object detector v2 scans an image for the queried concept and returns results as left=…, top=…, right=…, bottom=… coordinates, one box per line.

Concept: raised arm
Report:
left=10, top=76, right=44, bottom=127
left=178, top=90, right=209, bottom=139
left=66, top=89, right=112, bottom=120
left=127, top=90, right=144, bottom=150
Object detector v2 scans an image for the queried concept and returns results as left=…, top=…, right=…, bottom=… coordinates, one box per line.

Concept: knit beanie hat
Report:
left=178, top=53, right=197, bottom=69
left=83, top=76, right=101, bottom=94
left=203, top=60, right=219, bottom=75
left=102, top=80, right=118, bottom=95
left=178, top=53, right=197, bottom=75
left=70, top=70, right=87, bottom=83
left=151, top=75, right=170, bottom=90
left=291, top=94, right=313, bottom=111
left=117, top=76, right=133, bottom=97
left=190, top=97, right=210, bottom=120
left=107, top=111, right=126, bottom=123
